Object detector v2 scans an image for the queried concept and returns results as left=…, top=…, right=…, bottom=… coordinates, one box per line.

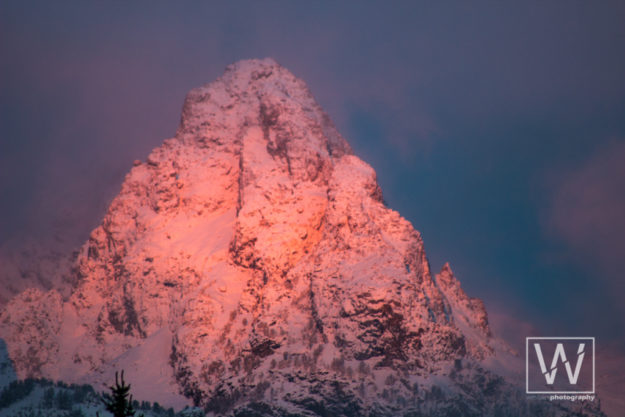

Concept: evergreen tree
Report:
left=42, top=387, right=55, bottom=408
left=57, top=389, right=72, bottom=410
left=98, top=370, right=142, bottom=417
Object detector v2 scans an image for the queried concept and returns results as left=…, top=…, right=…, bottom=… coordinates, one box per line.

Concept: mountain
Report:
left=0, top=58, right=605, bottom=416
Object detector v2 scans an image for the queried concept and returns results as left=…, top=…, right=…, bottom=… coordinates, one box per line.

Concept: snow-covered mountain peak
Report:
left=0, top=59, right=605, bottom=416
left=177, top=57, right=351, bottom=161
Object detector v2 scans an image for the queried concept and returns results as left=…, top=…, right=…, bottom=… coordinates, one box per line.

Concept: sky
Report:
left=1, top=2, right=625, bottom=347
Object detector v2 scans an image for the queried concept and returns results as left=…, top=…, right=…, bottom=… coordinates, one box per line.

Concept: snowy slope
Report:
left=0, top=340, right=16, bottom=391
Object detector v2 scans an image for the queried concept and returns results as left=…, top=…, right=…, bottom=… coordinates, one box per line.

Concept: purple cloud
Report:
left=545, top=139, right=625, bottom=319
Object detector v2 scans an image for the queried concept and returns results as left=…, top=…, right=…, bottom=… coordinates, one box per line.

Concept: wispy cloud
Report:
left=545, top=139, right=625, bottom=324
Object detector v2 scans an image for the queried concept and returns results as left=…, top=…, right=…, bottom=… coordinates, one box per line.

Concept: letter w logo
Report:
left=534, top=342, right=585, bottom=385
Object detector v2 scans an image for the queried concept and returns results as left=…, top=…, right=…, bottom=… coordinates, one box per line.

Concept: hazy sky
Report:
left=1, top=1, right=624, bottom=344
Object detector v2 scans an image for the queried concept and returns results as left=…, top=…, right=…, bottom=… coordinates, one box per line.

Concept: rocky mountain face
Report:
left=0, top=59, right=605, bottom=416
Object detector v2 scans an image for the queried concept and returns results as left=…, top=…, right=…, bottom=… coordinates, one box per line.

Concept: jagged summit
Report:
left=177, top=57, right=352, bottom=160
left=0, top=59, right=604, bottom=416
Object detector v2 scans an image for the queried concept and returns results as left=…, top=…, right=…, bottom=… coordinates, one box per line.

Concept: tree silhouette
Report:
left=98, top=370, right=141, bottom=417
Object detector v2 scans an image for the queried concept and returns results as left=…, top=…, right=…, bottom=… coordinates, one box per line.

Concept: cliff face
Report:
left=0, top=59, right=604, bottom=416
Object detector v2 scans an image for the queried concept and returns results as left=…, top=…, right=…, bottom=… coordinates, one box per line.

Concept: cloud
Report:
left=545, top=139, right=625, bottom=319
left=0, top=10, right=218, bottom=247
left=595, top=340, right=625, bottom=417
left=487, top=308, right=540, bottom=355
